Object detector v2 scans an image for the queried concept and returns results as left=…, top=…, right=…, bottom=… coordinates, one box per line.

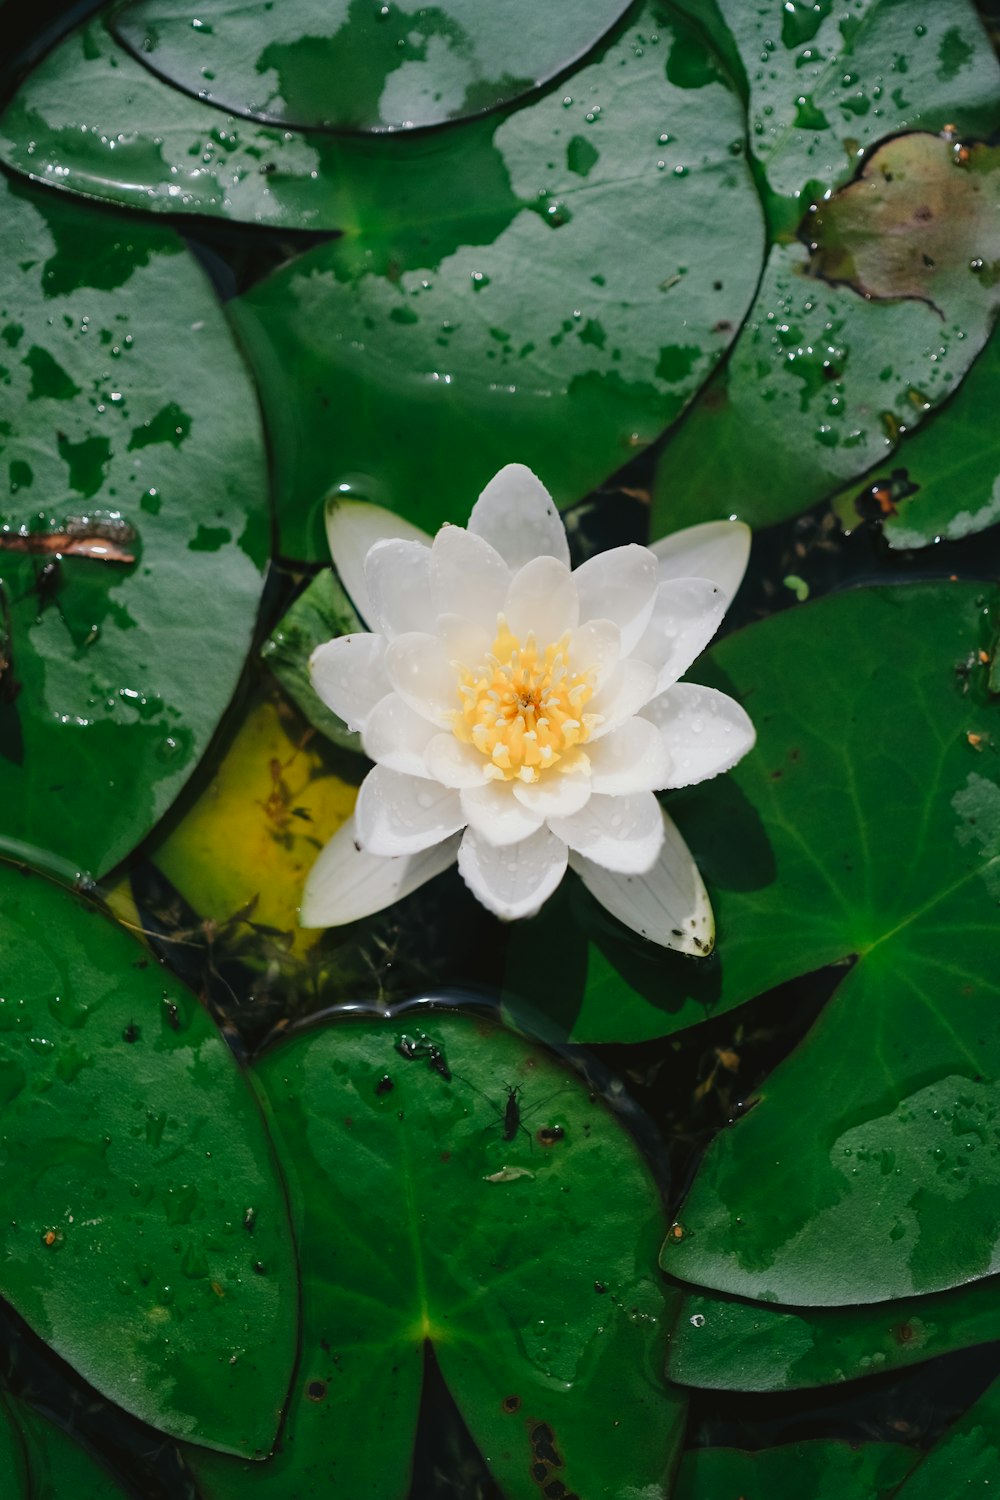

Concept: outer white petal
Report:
left=504, top=555, right=579, bottom=642
left=632, top=579, right=727, bottom=694
left=430, top=525, right=510, bottom=628
left=651, top=520, right=751, bottom=608
left=568, top=618, right=620, bottom=694
left=460, top=781, right=543, bottom=846
left=384, top=632, right=459, bottom=727
left=550, top=790, right=663, bottom=874
left=512, top=769, right=592, bottom=819
left=570, top=807, right=715, bottom=954
left=642, top=683, right=756, bottom=789
left=356, top=766, right=465, bottom=856
left=467, top=464, right=570, bottom=571
left=363, top=539, right=432, bottom=638
left=425, top=734, right=492, bottom=788
left=301, top=816, right=459, bottom=928
left=325, top=498, right=431, bottom=626
left=362, top=693, right=437, bottom=777
left=587, top=717, right=673, bottom=794
left=588, top=658, right=658, bottom=740
left=436, top=612, right=492, bottom=672
left=310, top=634, right=390, bottom=733
left=572, top=544, right=658, bottom=656
left=458, top=825, right=568, bottom=920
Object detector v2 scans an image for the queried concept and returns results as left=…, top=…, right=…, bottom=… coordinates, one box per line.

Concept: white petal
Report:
left=429, top=525, right=510, bottom=629
left=460, top=781, right=543, bottom=847
left=512, top=769, right=592, bottom=819
left=632, top=579, right=727, bottom=694
left=458, top=825, right=568, bottom=920
left=425, top=734, right=491, bottom=788
left=504, top=556, right=579, bottom=643
left=356, top=766, right=465, bottom=857
left=572, top=544, right=658, bottom=656
left=384, top=632, right=459, bottom=727
left=325, top=499, right=431, bottom=626
left=651, top=520, right=751, bottom=608
left=570, top=808, right=715, bottom=954
left=642, top=684, right=756, bottom=789
left=436, top=612, right=492, bottom=672
left=310, top=634, right=390, bottom=733
left=468, top=464, right=570, bottom=571
left=568, top=618, right=621, bottom=693
left=301, top=815, right=459, bottom=928
left=550, top=790, right=663, bottom=873
left=587, top=717, right=672, bottom=794
left=363, top=539, right=432, bottom=638
left=362, top=693, right=437, bottom=777
left=588, top=658, right=658, bottom=740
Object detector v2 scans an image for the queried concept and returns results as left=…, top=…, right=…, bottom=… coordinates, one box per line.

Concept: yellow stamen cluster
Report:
left=453, top=618, right=597, bottom=783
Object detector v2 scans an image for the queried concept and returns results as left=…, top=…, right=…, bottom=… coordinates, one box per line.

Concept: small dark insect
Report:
left=375, top=1074, right=395, bottom=1096
left=163, top=999, right=181, bottom=1031
left=853, top=466, right=918, bottom=523
left=502, top=1084, right=524, bottom=1143
left=122, top=1022, right=140, bottom=1043
left=394, top=1032, right=452, bottom=1082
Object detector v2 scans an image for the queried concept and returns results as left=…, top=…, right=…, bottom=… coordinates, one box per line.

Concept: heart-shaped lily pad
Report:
left=184, top=1011, right=683, bottom=1499
left=0, top=860, right=297, bottom=1454
left=507, top=582, right=1000, bottom=1307
left=0, top=172, right=268, bottom=879
left=110, top=0, right=635, bottom=133
left=674, top=1440, right=915, bottom=1500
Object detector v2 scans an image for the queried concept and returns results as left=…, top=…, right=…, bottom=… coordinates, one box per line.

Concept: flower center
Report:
left=453, top=617, right=596, bottom=783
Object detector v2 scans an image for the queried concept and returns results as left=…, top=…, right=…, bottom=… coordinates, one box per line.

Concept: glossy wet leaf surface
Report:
left=668, top=1275, right=1000, bottom=1391
left=227, top=0, right=763, bottom=557
left=110, top=0, right=635, bottom=133
left=673, top=1439, right=915, bottom=1500
left=651, top=0, right=1000, bottom=540
left=892, top=1372, right=1000, bottom=1497
left=832, top=320, right=1000, bottom=547
left=185, top=1012, right=683, bottom=1499
left=0, top=861, right=297, bottom=1454
left=0, top=173, right=268, bottom=879
left=508, top=583, right=1000, bottom=1302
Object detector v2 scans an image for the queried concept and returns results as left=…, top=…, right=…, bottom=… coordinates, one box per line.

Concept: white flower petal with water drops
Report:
left=303, top=465, right=754, bottom=951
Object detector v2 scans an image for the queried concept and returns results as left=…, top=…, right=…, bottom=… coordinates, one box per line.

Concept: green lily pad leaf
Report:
left=10, top=1400, right=130, bottom=1498
left=0, top=1398, right=28, bottom=1497
left=668, top=1275, right=1000, bottom=1391
left=261, top=571, right=363, bottom=754
left=831, top=319, right=1000, bottom=548
left=0, top=861, right=297, bottom=1454
left=110, top=0, right=634, bottom=133
left=225, top=0, right=764, bottom=558
left=509, top=583, right=1000, bottom=1300
left=652, top=128, right=1000, bottom=540
left=891, top=1374, right=1000, bottom=1498
left=673, top=1440, right=916, bottom=1500
left=183, top=1013, right=683, bottom=1499
left=671, top=0, right=1000, bottom=207
left=0, top=173, right=268, bottom=880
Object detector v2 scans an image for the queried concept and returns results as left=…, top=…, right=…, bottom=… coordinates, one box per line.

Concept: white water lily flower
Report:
left=301, top=465, right=755, bottom=953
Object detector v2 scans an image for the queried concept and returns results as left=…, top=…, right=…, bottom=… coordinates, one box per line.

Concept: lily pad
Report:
left=10, top=1399, right=131, bottom=1498
left=831, top=319, right=1000, bottom=548
left=226, top=0, right=764, bottom=558
left=891, top=1374, right=1000, bottom=1498
left=0, top=860, right=297, bottom=1454
left=507, top=583, right=1000, bottom=1304
left=653, top=129, right=1000, bottom=540
left=672, top=0, right=1000, bottom=208
left=0, top=1399, right=27, bottom=1497
left=673, top=1440, right=915, bottom=1500
left=0, top=172, right=268, bottom=879
left=110, top=0, right=635, bottom=133
left=261, top=570, right=363, bottom=753
left=184, top=1012, right=683, bottom=1499
left=668, top=1275, right=1000, bottom=1391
